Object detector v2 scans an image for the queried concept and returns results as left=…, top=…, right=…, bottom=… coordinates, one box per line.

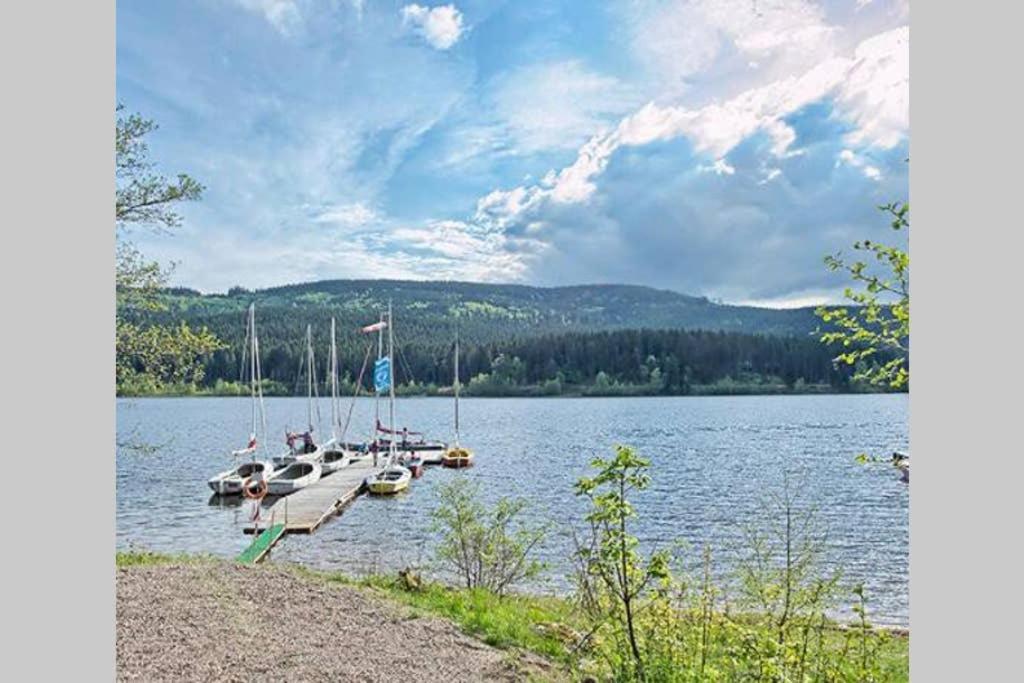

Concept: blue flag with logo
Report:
left=374, top=357, right=391, bottom=392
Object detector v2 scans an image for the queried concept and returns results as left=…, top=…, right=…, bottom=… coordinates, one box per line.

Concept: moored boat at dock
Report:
left=266, top=460, right=322, bottom=495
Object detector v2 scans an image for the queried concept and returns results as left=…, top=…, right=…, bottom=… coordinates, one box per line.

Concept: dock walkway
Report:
left=244, top=458, right=380, bottom=535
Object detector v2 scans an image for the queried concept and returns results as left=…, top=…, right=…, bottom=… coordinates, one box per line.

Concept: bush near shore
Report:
left=116, top=552, right=908, bottom=682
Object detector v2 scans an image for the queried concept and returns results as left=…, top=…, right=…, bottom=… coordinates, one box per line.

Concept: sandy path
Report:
left=116, top=562, right=548, bottom=682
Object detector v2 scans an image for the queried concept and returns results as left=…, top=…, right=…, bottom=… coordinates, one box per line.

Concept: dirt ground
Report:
left=116, top=562, right=554, bottom=682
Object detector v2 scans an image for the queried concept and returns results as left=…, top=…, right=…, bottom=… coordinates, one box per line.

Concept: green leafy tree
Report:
left=816, top=201, right=909, bottom=389
left=574, top=446, right=671, bottom=681
left=431, top=478, right=548, bottom=597
left=115, top=105, right=223, bottom=394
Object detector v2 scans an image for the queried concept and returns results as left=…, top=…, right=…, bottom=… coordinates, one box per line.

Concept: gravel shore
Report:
left=117, top=562, right=554, bottom=682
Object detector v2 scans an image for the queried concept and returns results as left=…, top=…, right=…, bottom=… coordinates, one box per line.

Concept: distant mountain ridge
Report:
left=155, top=278, right=821, bottom=341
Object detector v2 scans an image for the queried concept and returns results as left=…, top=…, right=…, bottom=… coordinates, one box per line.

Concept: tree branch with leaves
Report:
left=816, top=201, right=909, bottom=390
left=115, top=104, right=223, bottom=395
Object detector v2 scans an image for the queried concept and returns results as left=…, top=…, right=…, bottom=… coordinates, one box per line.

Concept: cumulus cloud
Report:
left=628, top=0, right=837, bottom=96
left=401, top=4, right=465, bottom=50
left=473, top=26, right=908, bottom=229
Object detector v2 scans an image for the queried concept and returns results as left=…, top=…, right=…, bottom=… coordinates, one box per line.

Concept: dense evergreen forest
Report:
left=118, top=279, right=901, bottom=396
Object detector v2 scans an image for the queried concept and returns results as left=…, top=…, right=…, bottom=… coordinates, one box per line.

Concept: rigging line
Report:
left=340, top=342, right=373, bottom=443
left=293, top=346, right=305, bottom=398
left=254, top=325, right=267, bottom=453
left=391, top=327, right=417, bottom=387
left=310, top=339, right=322, bottom=434
left=239, top=309, right=250, bottom=384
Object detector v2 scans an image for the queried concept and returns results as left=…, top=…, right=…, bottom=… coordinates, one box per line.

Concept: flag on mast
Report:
left=373, top=357, right=392, bottom=392
left=361, top=321, right=388, bottom=333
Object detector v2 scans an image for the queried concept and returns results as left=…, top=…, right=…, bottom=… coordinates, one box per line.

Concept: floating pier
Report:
left=245, top=458, right=381, bottom=535
left=236, top=458, right=382, bottom=563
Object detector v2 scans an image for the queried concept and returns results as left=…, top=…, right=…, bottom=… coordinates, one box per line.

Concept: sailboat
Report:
left=365, top=302, right=412, bottom=495
left=272, top=324, right=325, bottom=468
left=321, top=318, right=352, bottom=475
left=208, top=303, right=276, bottom=495
left=441, top=332, right=474, bottom=469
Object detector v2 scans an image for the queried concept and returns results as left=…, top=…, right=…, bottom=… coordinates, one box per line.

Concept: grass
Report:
left=116, top=553, right=909, bottom=681
left=291, top=567, right=585, bottom=665
left=115, top=550, right=214, bottom=567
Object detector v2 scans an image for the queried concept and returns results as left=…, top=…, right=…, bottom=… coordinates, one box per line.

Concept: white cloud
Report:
left=233, top=0, right=303, bottom=36
left=313, top=202, right=379, bottom=228
left=401, top=4, right=465, bottom=50
left=628, top=0, right=837, bottom=96
left=473, top=26, right=908, bottom=227
left=836, top=27, right=909, bottom=148
left=837, top=148, right=882, bottom=181
left=698, top=158, right=736, bottom=175
left=489, top=60, right=638, bottom=153
left=388, top=220, right=541, bottom=281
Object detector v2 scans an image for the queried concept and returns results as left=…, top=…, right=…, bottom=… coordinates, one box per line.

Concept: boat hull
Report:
left=441, top=447, right=474, bottom=469
left=273, top=444, right=324, bottom=468
left=266, top=462, right=322, bottom=495
left=320, top=449, right=351, bottom=475
left=207, top=461, right=275, bottom=496
left=365, top=467, right=412, bottom=495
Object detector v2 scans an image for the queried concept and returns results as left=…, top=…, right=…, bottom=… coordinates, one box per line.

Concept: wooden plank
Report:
left=236, top=523, right=285, bottom=564
left=244, top=458, right=380, bottom=535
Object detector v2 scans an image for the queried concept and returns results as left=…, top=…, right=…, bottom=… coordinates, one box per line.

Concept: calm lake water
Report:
left=116, top=394, right=909, bottom=625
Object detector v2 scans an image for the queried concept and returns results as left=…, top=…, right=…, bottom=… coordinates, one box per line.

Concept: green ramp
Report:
left=236, top=524, right=285, bottom=565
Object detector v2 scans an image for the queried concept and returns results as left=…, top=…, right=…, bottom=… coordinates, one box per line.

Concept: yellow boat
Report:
left=441, top=335, right=475, bottom=469
left=366, top=465, right=412, bottom=494
left=441, top=446, right=474, bottom=468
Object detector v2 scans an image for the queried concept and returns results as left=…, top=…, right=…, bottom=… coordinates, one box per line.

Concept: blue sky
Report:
left=117, top=0, right=909, bottom=306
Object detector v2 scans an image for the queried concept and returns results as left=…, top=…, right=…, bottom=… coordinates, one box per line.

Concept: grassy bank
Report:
left=116, top=552, right=908, bottom=680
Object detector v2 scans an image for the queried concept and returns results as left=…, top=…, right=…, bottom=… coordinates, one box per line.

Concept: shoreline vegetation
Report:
left=118, top=378, right=904, bottom=398
left=117, top=452, right=908, bottom=681
left=116, top=552, right=909, bottom=682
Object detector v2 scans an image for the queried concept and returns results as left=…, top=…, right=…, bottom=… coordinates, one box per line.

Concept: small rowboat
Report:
left=366, top=465, right=411, bottom=495
left=208, top=460, right=275, bottom=496
left=273, top=444, right=324, bottom=468
left=320, top=447, right=351, bottom=475
left=441, top=446, right=474, bottom=469
left=401, top=453, right=424, bottom=478
left=266, top=461, right=322, bottom=495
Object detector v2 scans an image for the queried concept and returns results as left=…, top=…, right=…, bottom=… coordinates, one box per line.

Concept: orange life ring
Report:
left=243, top=474, right=268, bottom=500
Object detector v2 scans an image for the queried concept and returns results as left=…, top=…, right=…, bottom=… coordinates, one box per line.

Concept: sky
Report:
left=116, top=0, right=909, bottom=307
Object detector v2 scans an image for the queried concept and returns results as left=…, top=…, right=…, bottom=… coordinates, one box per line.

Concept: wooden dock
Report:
left=244, top=458, right=381, bottom=536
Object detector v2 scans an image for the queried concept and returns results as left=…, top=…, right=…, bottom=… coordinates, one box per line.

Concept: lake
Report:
left=116, top=394, right=909, bottom=625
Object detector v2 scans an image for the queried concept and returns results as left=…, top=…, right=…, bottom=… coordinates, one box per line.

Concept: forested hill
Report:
left=148, top=279, right=821, bottom=343
left=119, top=279, right=884, bottom=396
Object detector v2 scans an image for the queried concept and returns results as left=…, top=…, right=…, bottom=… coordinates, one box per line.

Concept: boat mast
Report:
left=253, top=304, right=266, bottom=454
left=330, top=317, right=339, bottom=443
left=375, top=312, right=383, bottom=447
left=306, top=324, right=313, bottom=433
left=454, top=331, right=460, bottom=448
left=387, top=300, right=397, bottom=466
left=249, top=304, right=257, bottom=450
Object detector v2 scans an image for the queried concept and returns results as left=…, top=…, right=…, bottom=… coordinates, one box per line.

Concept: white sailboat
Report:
left=208, top=303, right=276, bottom=495
left=321, top=318, right=352, bottom=475
left=442, top=331, right=474, bottom=468
left=266, top=460, right=322, bottom=495
left=365, top=302, right=412, bottom=495
left=273, top=324, right=325, bottom=467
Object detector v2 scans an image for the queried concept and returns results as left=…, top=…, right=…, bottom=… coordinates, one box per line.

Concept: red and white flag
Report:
left=360, top=321, right=388, bottom=333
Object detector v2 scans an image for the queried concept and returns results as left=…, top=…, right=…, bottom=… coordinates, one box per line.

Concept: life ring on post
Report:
left=243, top=474, right=268, bottom=500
